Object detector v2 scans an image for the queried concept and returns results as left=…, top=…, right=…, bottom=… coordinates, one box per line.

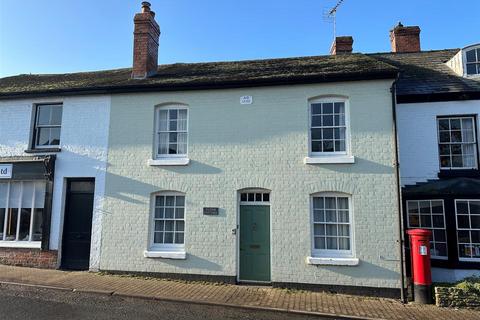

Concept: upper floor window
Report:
left=34, top=104, right=62, bottom=148
left=437, top=116, right=478, bottom=170
left=309, top=98, right=348, bottom=156
left=155, top=105, right=188, bottom=159
left=465, top=47, right=480, bottom=76
left=150, top=192, right=185, bottom=251
left=311, top=192, right=353, bottom=258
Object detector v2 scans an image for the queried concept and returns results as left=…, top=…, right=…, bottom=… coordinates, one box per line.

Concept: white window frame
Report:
left=310, top=192, right=355, bottom=259
left=33, top=104, right=62, bottom=149
left=455, top=199, right=480, bottom=262
left=463, top=45, right=480, bottom=78
left=406, top=199, right=448, bottom=260
left=0, top=181, right=45, bottom=249
left=152, top=104, right=189, bottom=164
left=148, top=191, right=186, bottom=253
left=305, top=97, right=354, bottom=164
left=437, top=116, right=478, bottom=170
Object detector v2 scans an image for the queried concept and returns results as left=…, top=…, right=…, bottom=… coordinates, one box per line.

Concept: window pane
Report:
left=169, top=109, right=178, bottom=120
left=50, top=127, right=61, bottom=146
left=337, top=197, right=348, bottom=210
left=165, top=220, right=174, bottom=232
left=338, top=225, right=349, bottom=236
left=311, top=141, right=322, bottom=152
left=156, top=196, right=165, bottom=206
left=154, top=220, right=164, bottom=232
left=311, top=129, right=322, bottom=140
left=434, top=229, right=446, bottom=242
left=434, top=243, right=447, bottom=257
left=154, top=232, right=164, bottom=244
left=175, top=221, right=184, bottom=232
left=458, top=244, right=470, bottom=258
left=313, top=224, right=325, bottom=236
left=164, top=208, right=174, bottom=219
left=338, top=210, right=349, bottom=222
left=322, top=115, right=333, bottom=126
left=311, top=115, right=322, bottom=127
left=165, top=196, right=175, bottom=206
left=158, top=133, right=169, bottom=155
left=37, top=106, right=52, bottom=125
left=326, top=224, right=337, bottom=236
left=263, top=193, right=269, bottom=202
left=18, top=208, right=31, bottom=241
left=326, top=237, right=338, bottom=250
left=36, top=128, right=51, bottom=146
left=456, top=201, right=469, bottom=214
left=466, top=49, right=476, bottom=63
left=470, top=201, right=480, bottom=215
left=325, top=197, right=336, bottom=209
left=175, top=208, right=184, bottom=219
left=314, top=237, right=325, bottom=249
left=313, top=210, right=324, bottom=222
left=334, top=102, right=344, bottom=114
left=409, top=214, right=419, bottom=227
left=164, top=232, right=174, bottom=244
left=457, top=215, right=469, bottom=228
left=339, top=237, right=350, bottom=250
left=420, top=215, right=432, bottom=228
left=311, top=103, right=322, bottom=115
left=175, top=233, right=184, bottom=244
left=325, top=210, right=336, bottom=222
left=240, top=193, right=247, bottom=201
left=432, top=215, right=444, bottom=228
left=471, top=216, right=480, bottom=229
left=175, top=196, right=185, bottom=207
left=407, top=202, right=419, bottom=214
left=458, top=230, right=470, bottom=243
left=31, top=209, right=43, bottom=241
left=438, top=119, right=449, bottom=130
left=158, top=110, right=168, bottom=131
left=467, top=63, right=477, bottom=75
left=471, top=230, right=480, bottom=243
left=323, top=103, right=333, bottom=114
left=50, top=105, right=63, bottom=126
left=450, top=119, right=461, bottom=130
left=5, top=209, right=18, bottom=240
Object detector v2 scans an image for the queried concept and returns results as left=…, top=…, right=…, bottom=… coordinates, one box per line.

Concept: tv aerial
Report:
left=323, top=0, right=346, bottom=39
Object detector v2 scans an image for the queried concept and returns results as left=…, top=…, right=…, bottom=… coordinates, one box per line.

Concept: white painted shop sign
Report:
left=240, top=95, right=253, bottom=105
left=0, top=164, right=12, bottom=179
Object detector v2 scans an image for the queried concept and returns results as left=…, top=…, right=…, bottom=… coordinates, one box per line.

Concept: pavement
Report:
left=0, top=265, right=478, bottom=320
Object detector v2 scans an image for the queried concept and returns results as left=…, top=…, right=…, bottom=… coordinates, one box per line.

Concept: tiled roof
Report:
left=0, top=54, right=397, bottom=99
left=371, top=49, right=480, bottom=102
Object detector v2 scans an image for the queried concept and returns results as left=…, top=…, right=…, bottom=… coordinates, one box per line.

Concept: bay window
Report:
left=456, top=199, right=480, bottom=261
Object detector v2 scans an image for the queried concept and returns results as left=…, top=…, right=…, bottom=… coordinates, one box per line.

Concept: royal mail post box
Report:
left=407, top=229, right=432, bottom=304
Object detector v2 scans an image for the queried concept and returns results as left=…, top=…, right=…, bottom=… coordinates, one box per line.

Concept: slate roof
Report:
left=403, top=177, right=480, bottom=196
left=371, top=49, right=480, bottom=102
left=0, top=54, right=398, bottom=99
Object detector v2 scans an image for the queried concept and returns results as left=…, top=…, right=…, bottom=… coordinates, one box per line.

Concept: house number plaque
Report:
left=203, top=207, right=219, bottom=215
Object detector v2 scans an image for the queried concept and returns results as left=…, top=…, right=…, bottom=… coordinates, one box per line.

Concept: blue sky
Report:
left=0, top=0, right=479, bottom=77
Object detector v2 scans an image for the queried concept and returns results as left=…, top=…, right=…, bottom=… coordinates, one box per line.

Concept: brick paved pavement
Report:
left=0, top=265, right=478, bottom=320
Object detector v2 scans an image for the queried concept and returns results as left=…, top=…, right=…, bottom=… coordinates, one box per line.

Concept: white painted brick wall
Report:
left=101, top=80, right=402, bottom=289
left=396, top=100, right=480, bottom=186
left=0, top=96, right=110, bottom=270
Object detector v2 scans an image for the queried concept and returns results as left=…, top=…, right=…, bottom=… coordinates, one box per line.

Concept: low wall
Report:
left=0, top=248, right=58, bottom=269
left=435, top=286, right=480, bottom=309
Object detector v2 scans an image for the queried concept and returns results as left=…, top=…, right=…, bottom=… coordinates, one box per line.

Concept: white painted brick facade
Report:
left=0, top=96, right=110, bottom=270
left=101, top=80, right=402, bottom=289
left=396, top=100, right=480, bottom=186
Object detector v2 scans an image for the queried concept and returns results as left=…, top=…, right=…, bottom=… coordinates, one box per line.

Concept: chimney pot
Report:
left=389, top=23, right=421, bottom=53
left=330, top=36, right=353, bottom=55
left=132, top=2, right=160, bottom=79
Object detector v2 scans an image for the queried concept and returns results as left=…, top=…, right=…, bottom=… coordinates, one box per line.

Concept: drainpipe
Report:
left=391, top=79, right=407, bottom=303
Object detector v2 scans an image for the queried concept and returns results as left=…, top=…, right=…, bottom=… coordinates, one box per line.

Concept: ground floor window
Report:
left=456, top=199, right=480, bottom=261
left=311, top=193, right=352, bottom=257
left=0, top=181, right=46, bottom=243
left=151, top=192, right=185, bottom=250
left=406, top=200, right=447, bottom=259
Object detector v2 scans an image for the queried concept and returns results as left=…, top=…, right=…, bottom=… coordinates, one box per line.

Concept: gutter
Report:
left=391, top=79, right=407, bottom=303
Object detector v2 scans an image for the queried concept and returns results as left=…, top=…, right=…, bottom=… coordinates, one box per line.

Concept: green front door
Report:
left=239, top=205, right=271, bottom=282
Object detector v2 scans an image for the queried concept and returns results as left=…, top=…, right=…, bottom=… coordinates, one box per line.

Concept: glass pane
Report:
left=0, top=208, right=5, bottom=240
left=325, top=197, right=336, bottom=209
left=322, top=115, right=333, bottom=127
left=456, top=201, right=469, bottom=214
left=334, top=102, right=344, bottom=114
left=240, top=193, right=247, bottom=201
left=37, top=106, right=51, bottom=125
left=407, top=202, right=419, bottom=214
left=178, top=110, right=188, bottom=131
left=311, top=129, right=322, bottom=140
left=440, top=156, right=451, bottom=168
left=155, top=196, right=165, bottom=206
left=471, top=230, right=480, bottom=243
left=326, top=224, right=337, bottom=236
left=311, top=115, right=322, bottom=127
left=31, top=209, right=43, bottom=241
left=438, top=145, right=450, bottom=156
left=323, top=128, right=333, bottom=139
left=419, top=201, right=430, bottom=213
left=450, top=119, right=461, bottom=130
left=439, top=131, right=450, bottom=143
left=158, top=133, right=169, bottom=155
left=169, top=120, right=177, bottom=131
left=451, top=144, right=462, bottom=155
left=408, top=215, right=419, bottom=227
left=338, top=211, right=349, bottom=222
left=325, top=210, right=336, bottom=222
left=175, top=208, right=184, bottom=219
left=164, top=232, right=174, bottom=244
left=154, top=232, right=163, bottom=244
left=175, top=232, right=184, bottom=244
left=313, top=224, right=325, bottom=236
left=153, top=208, right=163, bottom=220
left=452, top=156, right=463, bottom=167
left=154, top=220, right=164, bottom=232
left=165, top=196, right=175, bottom=206
left=434, top=229, right=446, bottom=242
left=50, top=105, right=63, bottom=126
left=175, top=195, right=185, bottom=206
left=164, top=208, right=174, bottom=219
left=311, top=141, right=321, bottom=152
left=326, top=237, right=338, bottom=250
left=466, top=49, right=477, bottom=63
left=18, top=208, right=31, bottom=241
left=338, top=225, right=349, bottom=236
left=323, top=103, right=333, bottom=114
left=36, top=128, right=51, bottom=146
left=420, top=215, right=432, bottom=228
left=5, top=209, right=18, bottom=240
left=431, top=201, right=443, bottom=213
left=169, top=109, right=178, bottom=120
left=438, top=119, right=449, bottom=130
left=471, top=216, right=480, bottom=229
left=176, top=221, right=185, bottom=232
left=434, top=243, right=447, bottom=257
left=158, top=110, right=168, bottom=131
left=432, top=215, right=444, bottom=228
left=313, top=210, right=325, bottom=222
left=458, top=244, right=470, bottom=258
left=472, top=245, right=480, bottom=258
left=458, top=230, right=470, bottom=243
left=451, top=131, right=462, bottom=142
left=457, top=215, right=470, bottom=228
left=255, top=193, right=262, bottom=201
left=339, top=237, right=350, bottom=250
left=311, top=103, right=322, bottom=115
left=169, top=132, right=178, bottom=143
left=467, top=63, right=477, bottom=75
left=470, top=201, right=480, bottom=215
left=168, top=144, right=177, bottom=154
left=50, top=127, right=60, bottom=144
left=314, top=237, right=325, bottom=249
left=337, top=197, right=348, bottom=210
left=165, top=220, right=174, bottom=232
left=263, top=193, right=270, bottom=202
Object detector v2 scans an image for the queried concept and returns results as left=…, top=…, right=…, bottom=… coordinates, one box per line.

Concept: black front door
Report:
left=61, top=179, right=95, bottom=270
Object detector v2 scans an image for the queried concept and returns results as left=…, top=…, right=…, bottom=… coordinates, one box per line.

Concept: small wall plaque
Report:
left=203, top=207, right=219, bottom=215
left=240, top=95, right=253, bottom=105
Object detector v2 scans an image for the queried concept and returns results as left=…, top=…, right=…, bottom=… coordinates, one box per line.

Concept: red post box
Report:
left=407, top=229, right=432, bottom=304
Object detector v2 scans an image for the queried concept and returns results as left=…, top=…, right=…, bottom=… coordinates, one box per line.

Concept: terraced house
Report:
left=0, top=3, right=408, bottom=297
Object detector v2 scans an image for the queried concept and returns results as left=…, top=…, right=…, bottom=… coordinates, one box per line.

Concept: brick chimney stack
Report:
left=389, top=22, right=421, bottom=53
left=132, top=2, right=160, bottom=79
left=330, top=36, right=353, bottom=55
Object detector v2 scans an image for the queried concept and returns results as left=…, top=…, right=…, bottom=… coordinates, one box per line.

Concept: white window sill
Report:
left=304, top=155, right=355, bottom=164
left=144, top=250, right=187, bottom=260
left=0, top=241, right=42, bottom=249
left=306, top=256, right=359, bottom=266
left=148, top=158, right=190, bottom=166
